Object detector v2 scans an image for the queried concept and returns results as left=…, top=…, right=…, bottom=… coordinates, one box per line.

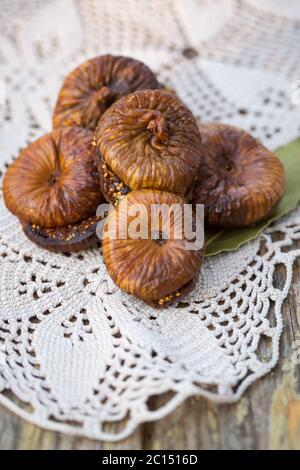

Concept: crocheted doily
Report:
left=0, top=0, right=300, bottom=441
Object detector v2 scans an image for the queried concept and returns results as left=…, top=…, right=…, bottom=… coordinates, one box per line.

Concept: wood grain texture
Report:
left=1, top=258, right=300, bottom=450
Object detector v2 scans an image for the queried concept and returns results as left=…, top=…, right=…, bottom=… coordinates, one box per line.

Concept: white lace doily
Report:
left=0, top=0, right=300, bottom=441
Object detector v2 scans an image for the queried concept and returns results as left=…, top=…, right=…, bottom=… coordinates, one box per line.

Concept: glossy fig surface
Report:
left=3, top=127, right=103, bottom=228
left=53, top=55, right=160, bottom=130
left=102, top=190, right=204, bottom=307
left=96, top=89, right=203, bottom=197
left=193, top=123, right=285, bottom=227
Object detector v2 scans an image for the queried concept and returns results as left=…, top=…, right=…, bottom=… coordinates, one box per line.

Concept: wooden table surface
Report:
left=1, top=257, right=300, bottom=450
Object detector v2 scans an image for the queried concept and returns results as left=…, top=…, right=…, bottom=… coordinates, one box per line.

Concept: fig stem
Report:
left=147, top=111, right=169, bottom=144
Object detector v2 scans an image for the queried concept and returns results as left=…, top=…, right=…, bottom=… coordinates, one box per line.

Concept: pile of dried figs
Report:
left=3, top=54, right=285, bottom=308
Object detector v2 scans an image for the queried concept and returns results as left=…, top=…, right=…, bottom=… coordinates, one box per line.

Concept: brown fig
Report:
left=53, top=55, right=160, bottom=131
left=21, top=215, right=99, bottom=253
left=95, top=148, right=131, bottom=206
left=95, top=89, right=203, bottom=203
left=102, top=190, right=204, bottom=308
left=3, top=127, right=105, bottom=252
left=193, top=123, right=285, bottom=227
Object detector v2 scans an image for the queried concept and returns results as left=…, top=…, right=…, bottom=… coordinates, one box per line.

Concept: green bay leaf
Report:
left=205, top=138, right=300, bottom=257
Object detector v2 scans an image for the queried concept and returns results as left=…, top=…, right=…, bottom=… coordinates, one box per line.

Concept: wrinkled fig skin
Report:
left=102, top=190, right=205, bottom=308
left=193, top=123, right=285, bottom=227
left=95, top=149, right=130, bottom=205
left=53, top=55, right=160, bottom=130
left=3, top=127, right=104, bottom=228
left=96, top=89, right=203, bottom=196
left=22, top=215, right=99, bottom=253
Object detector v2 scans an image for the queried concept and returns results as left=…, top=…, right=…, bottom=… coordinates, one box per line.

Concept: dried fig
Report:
left=102, top=190, right=204, bottom=308
left=53, top=55, right=160, bottom=130
left=95, top=148, right=131, bottom=205
left=3, top=127, right=105, bottom=252
left=193, top=123, right=285, bottom=227
left=96, top=89, right=203, bottom=202
left=21, top=215, right=99, bottom=253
